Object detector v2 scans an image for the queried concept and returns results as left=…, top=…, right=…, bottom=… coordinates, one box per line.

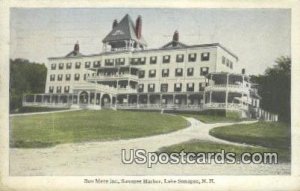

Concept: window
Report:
left=176, top=54, right=184, bottom=62
left=130, top=57, right=146, bottom=65
left=64, top=86, right=70, bottom=93
left=93, top=61, right=101, bottom=67
left=187, top=83, right=194, bottom=92
left=85, top=62, right=91, bottom=68
left=230, top=61, right=233, bottom=69
left=105, top=59, right=114, bottom=66
left=138, top=84, right=144, bottom=93
left=163, top=55, right=170, bottom=63
left=187, top=68, right=194, bottom=76
left=74, top=73, right=80, bottom=81
left=174, top=83, right=182, bottom=92
left=75, top=62, right=81, bottom=69
left=51, top=63, right=56, bottom=70
left=57, top=74, right=63, bottom=81
left=188, top=53, right=197, bottom=62
left=162, top=69, right=169, bottom=77
left=56, top=86, right=62, bottom=93
left=148, top=84, right=155, bottom=92
left=65, top=74, right=71, bottom=81
left=50, top=74, right=55, bottom=81
left=222, top=56, right=226, bottom=65
left=199, top=83, right=205, bottom=91
left=139, top=70, right=145, bottom=78
left=149, top=69, right=156, bottom=78
left=84, top=73, right=90, bottom=80
left=200, top=67, right=209, bottom=76
left=115, top=58, right=125, bottom=66
left=150, top=56, right=157, bottom=64
left=66, top=63, right=72, bottom=69
left=49, top=86, right=54, bottom=93
left=59, top=63, right=64, bottom=70
left=201, top=52, right=210, bottom=61
left=161, top=84, right=168, bottom=92
left=175, top=68, right=183, bottom=77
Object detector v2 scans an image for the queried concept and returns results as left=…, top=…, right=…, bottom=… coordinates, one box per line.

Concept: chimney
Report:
left=112, top=19, right=118, bottom=29
left=173, top=30, right=179, bottom=42
left=135, top=15, right=142, bottom=39
left=74, top=41, right=79, bottom=53
left=242, top=68, right=246, bottom=75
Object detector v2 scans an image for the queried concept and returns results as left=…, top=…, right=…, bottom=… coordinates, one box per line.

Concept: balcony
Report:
left=86, top=73, right=138, bottom=82
left=203, top=102, right=248, bottom=110
left=205, top=84, right=249, bottom=93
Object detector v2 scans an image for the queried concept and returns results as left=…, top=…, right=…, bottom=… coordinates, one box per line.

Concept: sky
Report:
left=10, top=8, right=291, bottom=75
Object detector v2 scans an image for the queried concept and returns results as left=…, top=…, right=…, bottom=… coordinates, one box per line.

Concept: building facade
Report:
left=23, top=14, right=277, bottom=120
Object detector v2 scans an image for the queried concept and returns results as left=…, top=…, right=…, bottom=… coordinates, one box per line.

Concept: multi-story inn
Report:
left=23, top=14, right=277, bottom=120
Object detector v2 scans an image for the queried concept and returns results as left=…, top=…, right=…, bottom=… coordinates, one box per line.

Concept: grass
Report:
left=181, top=113, right=243, bottom=123
left=209, top=122, right=290, bottom=149
left=10, top=110, right=188, bottom=148
left=159, top=140, right=290, bottom=163
left=10, top=106, right=67, bottom=114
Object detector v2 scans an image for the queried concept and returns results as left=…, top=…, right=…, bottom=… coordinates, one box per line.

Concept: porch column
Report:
left=209, top=91, right=212, bottom=104
left=225, top=73, right=229, bottom=109
left=137, top=94, right=140, bottom=108
left=147, top=94, right=150, bottom=106
left=34, top=95, right=37, bottom=103
left=127, top=94, right=129, bottom=106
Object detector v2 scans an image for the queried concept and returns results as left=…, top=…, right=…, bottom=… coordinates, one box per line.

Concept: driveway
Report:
left=9, top=117, right=290, bottom=176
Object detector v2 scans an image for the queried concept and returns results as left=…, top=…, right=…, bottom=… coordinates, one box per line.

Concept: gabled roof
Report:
left=65, top=50, right=83, bottom=58
left=102, top=14, right=147, bottom=45
left=161, top=40, right=188, bottom=49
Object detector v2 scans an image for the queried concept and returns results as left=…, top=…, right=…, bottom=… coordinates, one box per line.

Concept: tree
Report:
left=251, top=56, right=291, bottom=123
left=9, top=59, right=47, bottom=112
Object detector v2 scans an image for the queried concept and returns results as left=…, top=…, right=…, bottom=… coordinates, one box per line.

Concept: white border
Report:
left=1, top=0, right=300, bottom=190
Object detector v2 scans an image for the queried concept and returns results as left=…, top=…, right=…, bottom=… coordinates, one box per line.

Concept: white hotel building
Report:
left=23, top=14, right=276, bottom=120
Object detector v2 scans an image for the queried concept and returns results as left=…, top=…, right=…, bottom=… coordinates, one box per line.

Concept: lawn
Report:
left=181, top=114, right=243, bottom=123
left=209, top=122, right=290, bottom=149
left=159, top=140, right=290, bottom=162
left=10, top=110, right=188, bottom=148
left=10, top=106, right=68, bottom=114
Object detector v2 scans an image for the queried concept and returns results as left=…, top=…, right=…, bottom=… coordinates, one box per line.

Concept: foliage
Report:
left=209, top=122, right=290, bottom=149
left=10, top=110, right=188, bottom=148
left=251, top=56, right=291, bottom=123
left=10, top=59, right=47, bottom=112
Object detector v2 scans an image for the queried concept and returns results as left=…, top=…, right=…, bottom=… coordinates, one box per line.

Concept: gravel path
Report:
left=9, top=117, right=290, bottom=176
